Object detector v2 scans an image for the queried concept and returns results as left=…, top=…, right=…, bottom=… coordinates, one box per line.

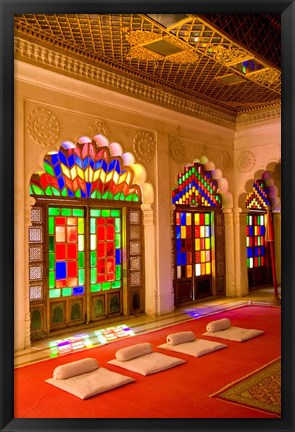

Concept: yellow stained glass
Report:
left=181, top=226, right=186, bottom=238
left=201, top=251, right=206, bottom=263
left=249, top=257, right=253, bottom=268
left=205, top=238, right=210, bottom=249
left=195, top=239, right=200, bottom=251
left=206, top=263, right=211, bottom=274
left=70, top=166, right=77, bottom=180
left=100, top=170, right=106, bottom=183
left=200, top=226, right=205, bottom=238
left=186, top=213, right=192, bottom=225
left=77, top=166, right=85, bottom=180
left=195, top=213, right=200, bottom=225
left=186, top=265, right=192, bottom=278
left=201, top=263, right=206, bottom=275
left=195, top=263, right=201, bottom=276
left=246, top=237, right=250, bottom=247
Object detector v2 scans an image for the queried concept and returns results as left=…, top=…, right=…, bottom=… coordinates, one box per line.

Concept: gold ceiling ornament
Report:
left=208, top=45, right=253, bottom=67
left=246, top=68, right=281, bottom=86
left=124, top=29, right=198, bottom=63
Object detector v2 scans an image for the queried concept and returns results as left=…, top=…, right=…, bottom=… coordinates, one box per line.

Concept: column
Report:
left=234, top=208, right=249, bottom=297
left=223, top=208, right=236, bottom=297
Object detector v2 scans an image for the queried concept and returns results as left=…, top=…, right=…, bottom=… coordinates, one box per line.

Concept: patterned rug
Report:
left=211, top=357, right=281, bottom=416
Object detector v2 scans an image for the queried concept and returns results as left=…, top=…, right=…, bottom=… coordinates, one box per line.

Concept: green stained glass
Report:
left=115, top=218, right=121, bottom=233
left=96, top=191, right=102, bottom=199
left=61, top=189, right=68, bottom=197
left=45, top=187, right=53, bottom=196
left=133, top=195, right=139, bottom=202
left=116, top=265, right=121, bottom=280
left=91, top=191, right=97, bottom=198
left=49, top=271, right=55, bottom=288
left=44, top=162, right=55, bottom=176
left=90, top=251, right=97, bottom=267
left=49, top=207, right=60, bottom=216
left=75, top=190, right=81, bottom=198
left=115, top=233, right=121, bottom=248
left=120, top=193, right=125, bottom=201
left=49, top=289, right=61, bottom=298
left=73, top=209, right=84, bottom=217
left=102, top=282, right=111, bottom=291
left=78, top=218, right=84, bottom=234
left=32, top=185, right=45, bottom=195
left=102, top=191, right=113, bottom=200
left=78, top=252, right=84, bottom=268
left=90, top=209, right=100, bottom=217
left=62, top=288, right=72, bottom=296
left=114, top=193, right=121, bottom=200
left=90, top=218, right=96, bottom=233
left=111, top=209, right=120, bottom=217
left=111, top=281, right=121, bottom=289
left=48, top=217, right=54, bottom=234
left=102, top=210, right=110, bottom=217
left=90, top=284, right=101, bottom=292
left=49, top=253, right=55, bottom=271
left=49, top=236, right=54, bottom=252
left=52, top=187, right=61, bottom=196
left=126, top=194, right=133, bottom=201
left=78, top=269, right=85, bottom=285
left=61, top=208, right=71, bottom=216
left=91, top=268, right=97, bottom=284
left=205, top=213, right=210, bottom=225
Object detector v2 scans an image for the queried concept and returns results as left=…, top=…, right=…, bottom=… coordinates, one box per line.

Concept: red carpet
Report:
left=14, top=305, right=281, bottom=418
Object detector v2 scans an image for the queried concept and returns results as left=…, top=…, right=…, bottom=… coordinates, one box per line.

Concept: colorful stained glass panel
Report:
left=246, top=213, right=266, bottom=268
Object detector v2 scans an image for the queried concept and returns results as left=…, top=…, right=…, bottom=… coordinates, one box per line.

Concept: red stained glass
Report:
left=82, top=143, right=89, bottom=159
left=176, top=213, right=180, bottom=225
left=200, top=214, right=204, bottom=225
left=68, top=244, right=77, bottom=259
left=97, top=243, right=105, bottom=258
left=107, top=273, right=115, bottom=281
left=261, top=256, right=264, bottom=265
left=97, top=226, right=105, bottom=240
left=97, top=218, right=104, bottom=225
left=106, top=218, right=115, bottom=225
left=97, top=274, right=105, bottom=282
left=106, top=226, right=115, bottom=241
left=68, top=278, right=78, bottom=287
left=261, top=237, right=264, bottom=246
left=68, top=261, right=78, bottom=278
left=48, top=176, right=59, bottom=189
left=97, top=259, right=105, bottom=273
left=186, top=227, right=192, bottom=238
left=200, top=239, right=205, bottom=250
left=186, top=239, right=192, bottom=250
left=195, top=227, right=200, bottom=238
left=254, top=237, right=258, bottom=246
left=106, top=258, right=115, bottom=273
left=187, top=252, right=192, bottom=265
left=106, top=243, right=115, bottom=256
left=67, top=226, right=78, bottom=242
left=195, top=251, right=201, bottom=263
left=56, top=217, right=66, bottom=225
left=254, top=257, right=258, bottom=267
left=56, top=244, right=66, bottom=260
left=56, top=279, right=67, bottom=288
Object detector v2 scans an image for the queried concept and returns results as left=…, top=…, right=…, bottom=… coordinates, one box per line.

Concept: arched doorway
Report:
left=28, top=137, right=145, bottom=340
left=172, top=162, right=225, bottom=305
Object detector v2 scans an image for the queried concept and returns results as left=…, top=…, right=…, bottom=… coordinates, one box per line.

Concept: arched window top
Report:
left=172, top=162, right=222, bottom=208
left=30, top=139, right=142, bottom=203
left=246, top=179, right=271, bottom=211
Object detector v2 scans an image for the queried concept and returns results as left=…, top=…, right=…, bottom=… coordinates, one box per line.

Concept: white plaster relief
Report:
left=89, top=117, right=110, bottom=138
left=169, top=137, right=185, bottom=163
left=27, top=107, right=60, bottom=146
left=133, top=130, right=156, bottom=162
left=220, top=150, right=233, bottom=173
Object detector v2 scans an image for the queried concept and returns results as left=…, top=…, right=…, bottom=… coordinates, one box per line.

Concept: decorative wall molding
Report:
left=89, top=117, right=110, bottom=138
left=208, top=45, right=252, bottom=67
left=15, top=36, right=236, bottom=129
left=169, top=136, right=185, bottom=163
left=236, top=151, right=256, bottom=173
left=236, top=105, right=281, bottom=129
left=27, top=107, right=60, bottom=146
left=133, top=130, right=156, bottom=163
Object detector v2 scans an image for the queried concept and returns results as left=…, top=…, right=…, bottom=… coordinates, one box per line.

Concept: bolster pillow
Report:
left=115, top=343, right=153, bottom=361
left=53, top=358, right=99, bottom=380
left=206, top=318, right=231, bottom=333
left=166, top=331, right=196, bottom=346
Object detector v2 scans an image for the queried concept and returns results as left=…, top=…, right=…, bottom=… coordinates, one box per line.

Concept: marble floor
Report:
left=14, top=286, right=281, bottom=368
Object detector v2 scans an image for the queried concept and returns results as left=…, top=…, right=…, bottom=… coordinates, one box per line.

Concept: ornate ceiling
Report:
left=14, top=13, right=281, bottom=123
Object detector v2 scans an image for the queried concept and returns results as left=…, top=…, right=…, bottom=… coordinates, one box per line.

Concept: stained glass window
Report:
left=90, top=209, right=122, bottom=293
left=246, top=214, right=265, bottom=269
left=48, top=207, right=85, bottom=299
left=194, top=212, right=212, bottom=277
left=30, top=142, right=142, bottom=203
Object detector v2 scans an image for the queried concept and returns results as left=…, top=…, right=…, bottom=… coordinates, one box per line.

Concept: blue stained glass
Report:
left=58, top=150, right=67, bottom=166
left=95, top=160, right=103, bottom=169
left=102, top=160, right=108, bottom=172
left=176, top=255, right=182, bottom=266
left=260, top=226, right=265, bottom=235
left=116, top=162, right=121, bottom=174
left=254, top=247, right=259, bottom=257
left=205, top=226, right=210, bottom=237
left=57, top=177, right=65, bottom=189
left=247, top=248, right=253, bottom=258
left=81, top=190, right=87, bottom=198
left=54, top=164, right=62, bottom=177
left=73, top=286, right=84, bottom=295
left=249, top=226, right=254, bottom=236
left=116, top=249, right=121, bottom=264
left=75, top=156, right=83, bottom=168
left=181, top=253, right=187, bottom=265
left=68, top=190, right=75, bottom=198
left=89, top=158, right=95, bottom=169
left=51, top=154, right=59, bottom=166
left=261, top=246, right=265, bottom=256
left=86, top=183, right=92, bottom=197
left=67, top=154, right=75, bottom=168
left=176, top=226, right=181, bottom=239
left=180, top=213, right=186, bottom=225
left=56, top=262, right=66, bottom=279
left=83, top=157, right=89, bottom=169
left=108, top=160, right=116, bottom=171
left=176, top=239, right=181, bottom=252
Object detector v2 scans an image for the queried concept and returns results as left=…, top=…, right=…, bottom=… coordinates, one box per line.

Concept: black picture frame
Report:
left=0, top=1, right=294, bottom=431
